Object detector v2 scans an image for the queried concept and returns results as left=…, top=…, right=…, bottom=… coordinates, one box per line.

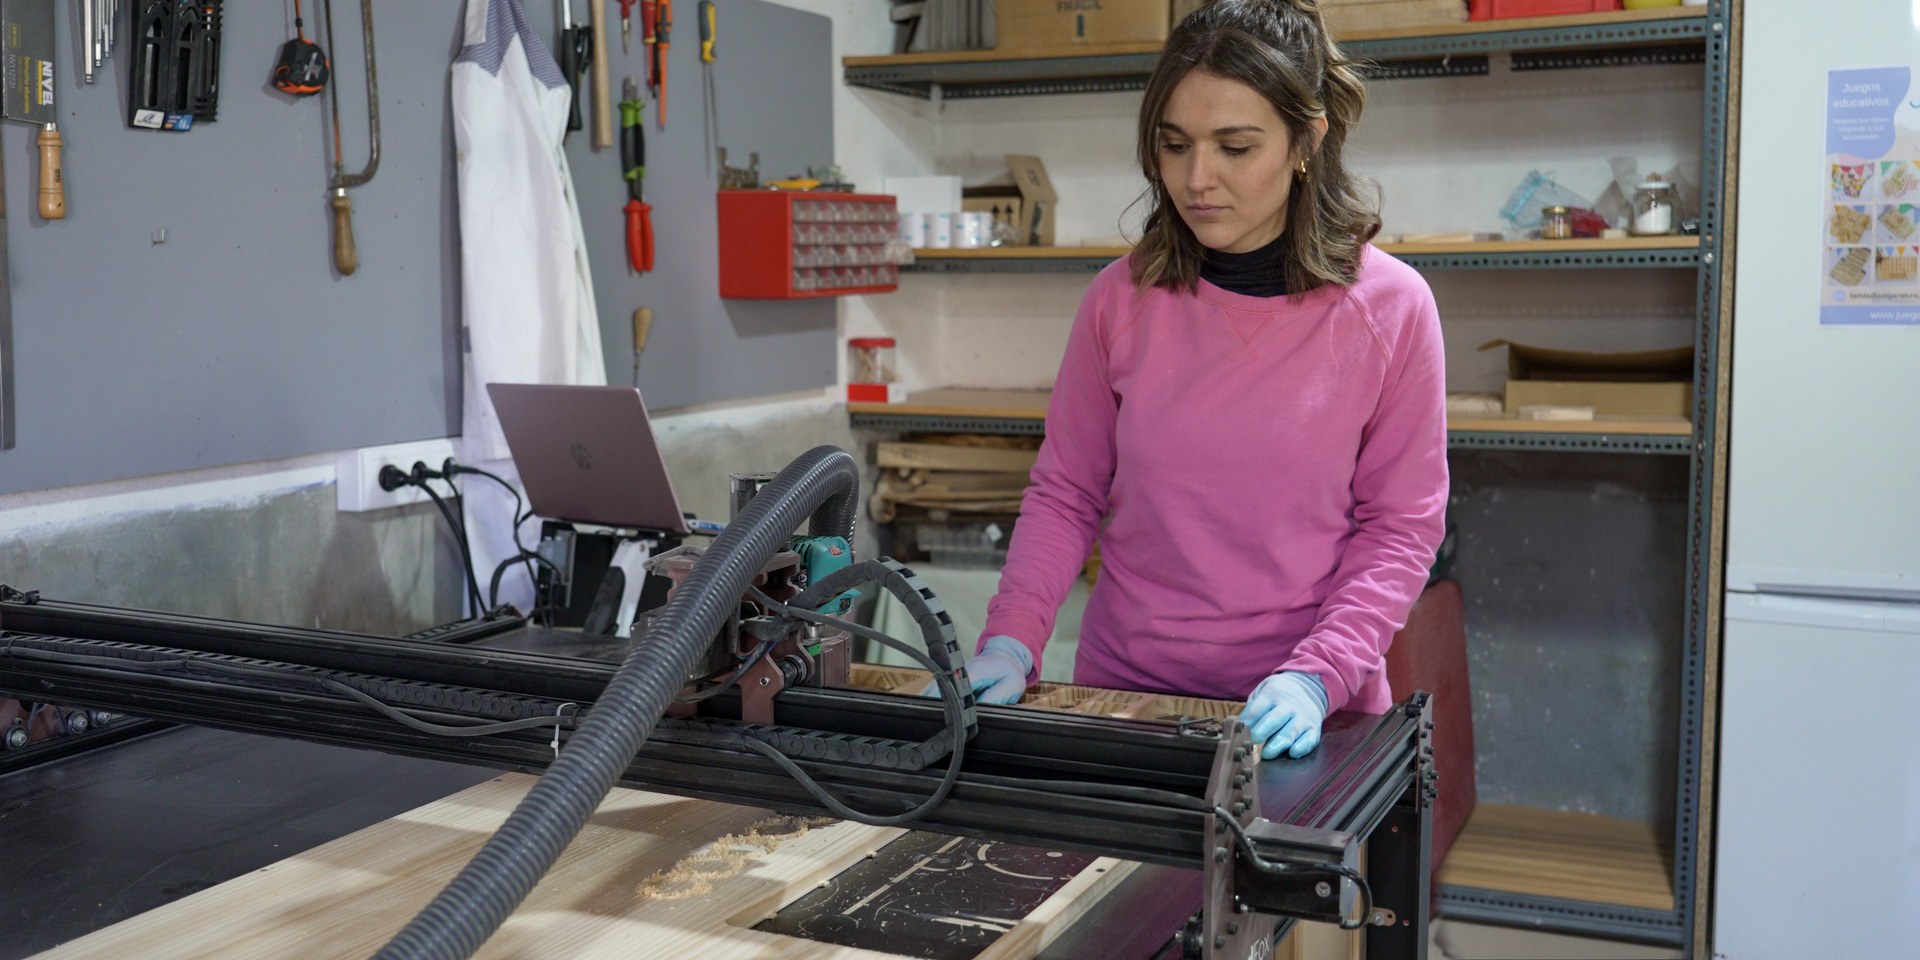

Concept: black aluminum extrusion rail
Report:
left=0, top=597, right=1422, bottom=873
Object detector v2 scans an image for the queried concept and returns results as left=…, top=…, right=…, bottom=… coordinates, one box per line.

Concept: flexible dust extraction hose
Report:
left=370, top=446, right=861, bottom=960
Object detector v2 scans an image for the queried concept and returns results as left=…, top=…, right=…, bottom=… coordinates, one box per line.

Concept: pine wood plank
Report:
left=842, top=7, right=1705, bottom=68
left=854, top=389, right=1690, bottom=438
left=1439, top=803, right=1675, bottom=912
left=32, top=773, right=1129, bottom=960
left=877, top=442, right=1040, bottom=473
left=1380, top=235, right=1700, bottom=255
left=904, top=236, right=1696, bottom=262
left=1447, top=416, right=1692, bottom=436
left=911, top=246, right=1133, bottom=259
left=849, top=388, right=1051, bottom=420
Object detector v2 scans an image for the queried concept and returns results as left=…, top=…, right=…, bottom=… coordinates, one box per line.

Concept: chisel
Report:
left=0, top=141, right=13, bottom=449
left=631, top=308, right=652, bottom=386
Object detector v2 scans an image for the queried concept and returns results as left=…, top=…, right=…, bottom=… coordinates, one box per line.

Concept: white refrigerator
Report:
left=1716, top=3, right=1920, bottom=959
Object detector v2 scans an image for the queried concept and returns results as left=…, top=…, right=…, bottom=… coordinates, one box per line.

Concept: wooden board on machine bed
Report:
left=28, top=673, right=1227, bottom=960
left=850, top=663, right=1243, bottom=722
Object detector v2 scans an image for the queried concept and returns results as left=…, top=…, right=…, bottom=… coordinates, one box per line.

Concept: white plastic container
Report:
left=929, top=212, right=954, bottom=249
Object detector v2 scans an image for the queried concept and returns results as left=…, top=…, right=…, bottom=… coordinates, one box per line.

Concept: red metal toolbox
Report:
left=717, top=190, right=901, bottom=299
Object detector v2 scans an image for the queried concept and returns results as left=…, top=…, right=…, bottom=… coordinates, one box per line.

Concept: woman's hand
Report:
left=921, top=635, right=1033, bottom=705
left=1240, top=672, right=1329, bottom=760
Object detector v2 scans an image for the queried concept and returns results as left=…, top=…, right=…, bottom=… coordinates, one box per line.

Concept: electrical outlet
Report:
left=336, top=438, right=461, bottom=512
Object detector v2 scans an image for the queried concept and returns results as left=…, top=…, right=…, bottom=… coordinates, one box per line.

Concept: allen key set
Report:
left=83, top=0, right=120, bottom=84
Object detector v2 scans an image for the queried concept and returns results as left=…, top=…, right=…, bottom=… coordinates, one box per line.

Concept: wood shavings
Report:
left=636, top=815, right=838, bottom=901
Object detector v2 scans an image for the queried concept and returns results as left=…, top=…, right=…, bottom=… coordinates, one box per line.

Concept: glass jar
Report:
left=1631, top=175, right=1678, bottom=236
left=1540, top=205, right=1573, bottom=240
left=849, top=337, right=897, bottom=386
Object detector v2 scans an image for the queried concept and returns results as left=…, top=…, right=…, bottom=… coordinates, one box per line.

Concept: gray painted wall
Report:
left=0, top=399, right=868, bottom=634
left=0, top=0, right=835, bottom=498
left=565, top=0, right=839, bottom=406
left=0, top=487, right=464, bottom=633
left=1447, top=450, right=1686, bottom=831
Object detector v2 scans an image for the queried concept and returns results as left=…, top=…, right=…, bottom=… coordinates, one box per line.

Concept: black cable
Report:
left=673, top=640, right=775, bottom=704
left=742, top=584, right=967, bottom=826
left=447, top=463, right=545, bottom=610
left=1217, top=806, right=1375, bottom=931
left=488, top=551, right=561, bottom=615
left=318, top=676, right=579, bottom=739
left=415, top=479, right=486, bottom=616
left=962, top=770, right=1211, bottom=811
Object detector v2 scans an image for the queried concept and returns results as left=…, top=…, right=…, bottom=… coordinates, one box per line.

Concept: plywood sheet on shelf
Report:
left=32, top=773, right=1132, bottom=960
left=841, top=7, right=1706, bottom=68
left=848, top=388, right=1052, bottom=420
left=1439, top=803, right=1675, bottom=912
left=1446, top=416, right=1692, bottom=436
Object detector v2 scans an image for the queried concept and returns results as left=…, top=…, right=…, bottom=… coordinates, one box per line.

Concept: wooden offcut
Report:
left=877, top=441, right=1040, bottom=473
left=1438, top=803, right=1676, bottom=911
left=31, top=773, right=1130, bottom=960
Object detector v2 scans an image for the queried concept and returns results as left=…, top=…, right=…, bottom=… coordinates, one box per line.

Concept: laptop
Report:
left=486, top=383, right=691, bottom=535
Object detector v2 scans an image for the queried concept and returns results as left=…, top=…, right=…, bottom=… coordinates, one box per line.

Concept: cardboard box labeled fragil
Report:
left=1480, top=340, right=1693, bottom=420
left=1318, top=0, right=1469, bottom=34
left=995, top=0, right=1170, bottom=51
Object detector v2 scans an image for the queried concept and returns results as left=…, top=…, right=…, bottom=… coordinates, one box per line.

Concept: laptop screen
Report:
left=485, top=383, right=691, bottom=534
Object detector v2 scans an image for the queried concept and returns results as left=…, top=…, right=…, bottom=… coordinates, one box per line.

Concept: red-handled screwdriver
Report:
left=621, top=78, right=654, bottom=274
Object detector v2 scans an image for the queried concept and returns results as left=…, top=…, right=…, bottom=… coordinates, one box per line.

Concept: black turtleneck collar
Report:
left=1200, top=232, right=1290, bottom=298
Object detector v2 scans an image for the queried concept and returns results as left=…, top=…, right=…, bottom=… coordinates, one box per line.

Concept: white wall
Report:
left=832, top=43, right=1706, bottom=395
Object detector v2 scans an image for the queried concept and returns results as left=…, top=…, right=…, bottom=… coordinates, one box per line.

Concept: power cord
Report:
left=380, top=462, right=486, bottom=616
left=438, top=460, right=560, bottom=612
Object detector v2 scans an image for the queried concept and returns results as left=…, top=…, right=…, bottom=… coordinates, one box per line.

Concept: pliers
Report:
left=621, top=77, right=654, bottom=274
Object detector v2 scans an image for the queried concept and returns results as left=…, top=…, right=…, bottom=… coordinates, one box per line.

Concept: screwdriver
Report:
left=655, top=0, right=672, bottom=130
left=700, top=0, right=717, bottom=171
left=621, top=77, right=654, bottom=275
left=620, top=0, right=635, bottom=54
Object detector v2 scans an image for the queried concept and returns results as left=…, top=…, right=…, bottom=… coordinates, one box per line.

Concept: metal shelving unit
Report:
left=902, top=238, right=1703, bottom=274
left=843, top=4, right=1736, bottom=953
left=843, top=8, right=1709, bottom=99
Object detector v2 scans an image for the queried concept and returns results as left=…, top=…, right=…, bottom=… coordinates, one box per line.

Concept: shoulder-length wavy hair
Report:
left=1130, top=0, right=1381, bottom=295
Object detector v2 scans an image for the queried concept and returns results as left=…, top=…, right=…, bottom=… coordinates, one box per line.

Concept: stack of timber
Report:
left=868, top=434, right=1039, bottom=522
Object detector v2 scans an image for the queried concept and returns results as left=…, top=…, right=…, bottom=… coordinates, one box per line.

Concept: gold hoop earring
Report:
left=1297, top=159, right=1311, bottom=182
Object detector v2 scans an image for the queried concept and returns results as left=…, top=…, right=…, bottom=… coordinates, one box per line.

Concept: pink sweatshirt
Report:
left=982, top=247, right=1449, bottom=714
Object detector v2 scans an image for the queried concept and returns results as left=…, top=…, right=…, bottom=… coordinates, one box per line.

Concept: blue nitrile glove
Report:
left=921, top=634, right=1033, bottom=705
left=1240, top=672, right=1329, bottom=760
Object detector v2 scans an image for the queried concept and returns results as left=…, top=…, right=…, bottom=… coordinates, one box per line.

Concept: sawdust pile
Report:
left=636, top=815, right=839, bottom=901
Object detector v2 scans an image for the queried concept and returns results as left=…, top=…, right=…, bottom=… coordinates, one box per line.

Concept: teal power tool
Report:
left=792, top=536, right=858, bottom=614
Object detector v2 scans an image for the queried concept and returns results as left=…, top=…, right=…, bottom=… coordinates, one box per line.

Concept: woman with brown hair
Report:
left=956, top=0, right=1448, bottom=761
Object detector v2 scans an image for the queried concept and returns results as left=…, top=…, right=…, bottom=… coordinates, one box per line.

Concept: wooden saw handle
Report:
left=632, top=307, right=653, bottom=353
left=592, top=0, right=614, bottom=147
left=36, top=125, right=64, bottom=220
left=331, top=192, right=359, bottom=276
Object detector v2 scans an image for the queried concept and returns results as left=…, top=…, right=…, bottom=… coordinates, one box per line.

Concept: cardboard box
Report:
left=962, top=194, right=1024, bottom=243
left=1320, top=0, right=1468, bottom=34
left=1481, top=340, right=1694, bottom=420
left=962, top=156, right=1057, bottom=246
left=1004, top=155, right=1058, bottom=247
left=995, top=0, right=1169, bottom=50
